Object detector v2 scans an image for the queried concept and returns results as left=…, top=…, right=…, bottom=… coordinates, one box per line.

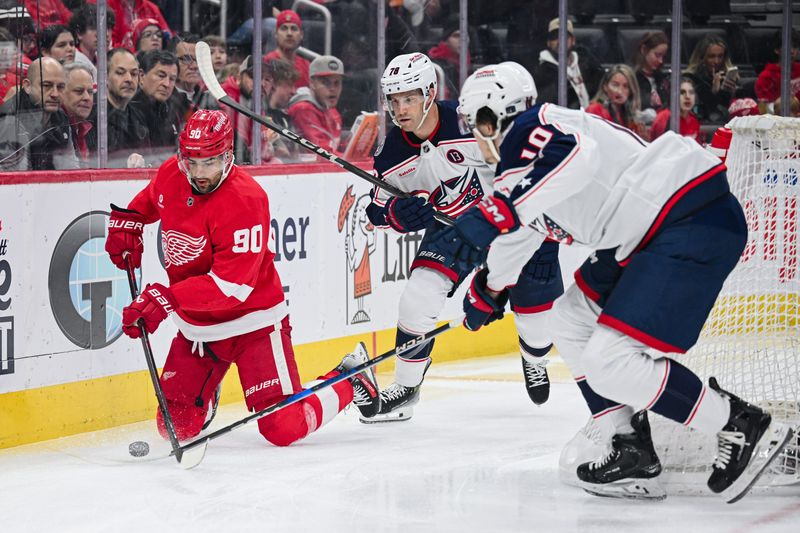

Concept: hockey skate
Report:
left=521, top=354, right=550, bottom=405
left=336, top=342, right=381, bottom=419
left=706, top=377, right=795, bottom=504
left=360, top=358, right=432, bottom=424
left=577, top=411, right=667, bottom=501
left=201, top=384, right=222, bottom=430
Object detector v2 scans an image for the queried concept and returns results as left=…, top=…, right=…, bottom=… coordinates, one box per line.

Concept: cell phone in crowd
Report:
left=724, top=66, right=739, bottom=85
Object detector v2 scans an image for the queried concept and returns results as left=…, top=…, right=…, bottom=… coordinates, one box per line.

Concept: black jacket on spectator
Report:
left=637, top=69, right=671, bottom=112
left=534, top=46, right=604, bottom=110
left=0, top=90, right=78, bottom=170
left=684, top=68, right=735, bottom=123
left=129, top=89, right=181, bottom=165
left=87, top=100, right=151, bottom=168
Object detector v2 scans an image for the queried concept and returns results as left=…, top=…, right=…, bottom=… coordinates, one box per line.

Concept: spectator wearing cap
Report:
left=534, top=17, right=603, bottom=110
left=264, top=10, right=310, bottom=89
left=427, top=16, right=469, bottom=99
left=129, top=49, right=181, bottom=165
left=288, top=55, right=344, bottom=154
left=650, top=77, right=702, bottom=144
left=755, top=29, right=800, bottom=106
left=61, top=62, right=95, bottom=165
left=132, top=18, right=163, bottom=53
left=23, top=0, right=71, bottom=27
left=107, top=0, right=171, bottom=51
left=69, top=5, right=116, bottom=83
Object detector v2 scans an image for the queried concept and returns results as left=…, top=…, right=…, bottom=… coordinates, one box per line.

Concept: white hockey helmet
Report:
left=381, top=53, right=438, bottom=129
left=457, top=62, right=536, bottom=133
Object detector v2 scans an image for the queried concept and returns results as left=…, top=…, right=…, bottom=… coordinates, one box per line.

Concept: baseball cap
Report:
left=547, top=18, right=574, bottom=36
left=132, top=18, right=161, bottom=47
left=310, top=55, right=344, bottom=77
left=276, top=9, right=302, bottom=29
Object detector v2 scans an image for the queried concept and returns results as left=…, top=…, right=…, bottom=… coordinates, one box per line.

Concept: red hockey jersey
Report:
left=128, top=156, right=287, bottom=341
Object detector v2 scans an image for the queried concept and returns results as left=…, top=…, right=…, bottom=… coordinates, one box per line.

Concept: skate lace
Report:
left=381, top=383, right=410, bottom=402
left=352, top=379, right=373, bottom=406
left=523, top=358, right=549, bottom=387
left=713, top=430, right=746, bottom=469
left=588, top=448, right=620, bottom=471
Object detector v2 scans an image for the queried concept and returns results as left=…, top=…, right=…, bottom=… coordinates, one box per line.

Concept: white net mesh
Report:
left=652, top=115, right=800, bottom=490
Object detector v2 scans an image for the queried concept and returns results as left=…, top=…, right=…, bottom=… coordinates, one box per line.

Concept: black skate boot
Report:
left=706, top=377, right=795, bottom=503
left=336, top=342, right=381, bottom=418
left=577, top=411, right=666, bottom=501
left=360, top=358, right=432, bottom=424
left=521, top=355, right=550, bottom=405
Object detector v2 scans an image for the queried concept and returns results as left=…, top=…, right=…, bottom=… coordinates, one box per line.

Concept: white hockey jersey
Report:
left=370, top=101, right=496, bottom=223
left=494, top=103, right=727, bottom=262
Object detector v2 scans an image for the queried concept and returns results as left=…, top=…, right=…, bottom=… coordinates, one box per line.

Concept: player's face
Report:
left=473, top=122, right=501, bottom=165
left=703, top=44, right=726, bottom=73
left=388, top=89, right=425, bottom=131
left=606, top=73, right=630, bottom=105
left=679, top=81, right=696, bottom=114
left=186, top=155, right=225, bottom=193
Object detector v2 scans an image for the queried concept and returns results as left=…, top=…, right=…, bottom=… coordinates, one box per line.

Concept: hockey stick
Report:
left=170, top=317, right=463, bottom=459
left=194, top=41, right=454, bottom=226
left=124, top=260, right=208, bottom=469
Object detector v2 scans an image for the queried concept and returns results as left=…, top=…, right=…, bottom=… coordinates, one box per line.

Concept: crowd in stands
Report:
left=0, top=0, right=797, bottom=172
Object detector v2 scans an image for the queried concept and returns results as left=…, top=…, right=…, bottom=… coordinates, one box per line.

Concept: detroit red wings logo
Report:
left=162, top=230, right=207, bottom=267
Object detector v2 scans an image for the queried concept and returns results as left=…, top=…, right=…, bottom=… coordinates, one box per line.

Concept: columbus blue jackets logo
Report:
left=428, top=169, right=484, bottom=217
left=532, top=214, right=574, bottom=244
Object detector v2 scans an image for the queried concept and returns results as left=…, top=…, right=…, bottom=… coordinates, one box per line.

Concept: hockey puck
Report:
left=128, top=440, right=150, bottom=457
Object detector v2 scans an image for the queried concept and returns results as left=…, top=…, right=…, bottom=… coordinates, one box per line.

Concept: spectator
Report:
left=650, top=77, right=702, bottom=144
left=69, top=5, right=116, bottom=83
left=129, top=49, right=181, bottom=165
left=263, top=58, right=298, bottom=160
left=533, top=17, right=603, bottom=110
left=754, top=29, right=800, bottom=106
left=167, top=32, right=202, bottom=124
left=264, top=10, right=310, bottom=89
left=89, top=48, right=149, bottom=167
left=774, top=94, right=800, bottom=117
left=0, top=4, right=37, bottom=63
left=131, top=17, right=163, bottom=53
left=0, top=56, right=78, bottom=170
left=202, top=34, right=227, bottom=77
left=427, top=16, right=469, bottom=99
left=61, top=62, right=95, bottom=165
left=633, top=31, right=670, bottom=117
left=24, top=0, right=71, bottom=27
left=106, top=0, right=172, bottom=50
left=39, top=25, right=76, bottom=65
left=585, top=64, right=646, bottom=136
left=684, top=35, right=739, bottom=123
left=216, top=62, right=239, bottom=84
left=0, top=27, right=18, bottom=104
left=288, top=55, right=344, bottom=154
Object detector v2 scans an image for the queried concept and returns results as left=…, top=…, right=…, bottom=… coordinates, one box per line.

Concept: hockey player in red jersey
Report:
left=105, top=109, right=381, bottom=445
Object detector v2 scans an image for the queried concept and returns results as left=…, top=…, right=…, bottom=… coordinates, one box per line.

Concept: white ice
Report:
left=1, top=354, right=798, bottom=533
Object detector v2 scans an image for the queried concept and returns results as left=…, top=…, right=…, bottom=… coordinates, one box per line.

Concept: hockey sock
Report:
left=394, top=328, right=434, bottom=387
left=520, top=338, right=551, bottom=362
left=576, top=377, right=635, bottom=434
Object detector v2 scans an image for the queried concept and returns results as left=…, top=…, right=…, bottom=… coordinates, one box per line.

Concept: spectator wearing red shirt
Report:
left=585, top=64, right=647, bottom=137
left=96, top=0, right=171, bottom=50
left=288, top=55, right=343, bottom=154
left=755, top=29, right=800, bottom=105
left=263, top=10, right=309, bottom=89
left=24, top=0, right=71, bottom=27
left=650, top=77, right=702, bottom=144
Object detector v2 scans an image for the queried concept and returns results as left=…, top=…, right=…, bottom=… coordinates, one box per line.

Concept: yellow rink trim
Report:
left=0, top=319, right=518, bottom=449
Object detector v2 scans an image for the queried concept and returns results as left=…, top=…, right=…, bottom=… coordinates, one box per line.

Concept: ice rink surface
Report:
left=2, top=354, right=798, bottom=533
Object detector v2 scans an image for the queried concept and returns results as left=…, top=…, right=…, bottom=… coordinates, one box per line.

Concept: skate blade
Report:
left=359, top=409, right=414, bottom=424
left=722, top=423, right=795, bottom=504
left=581, top=477, right=667, bottom=501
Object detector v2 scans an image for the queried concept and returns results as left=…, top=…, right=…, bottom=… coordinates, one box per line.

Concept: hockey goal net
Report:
left=652, top=115, right=800, bottom=490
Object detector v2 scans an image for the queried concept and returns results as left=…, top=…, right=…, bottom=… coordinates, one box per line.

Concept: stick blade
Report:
left=178, top=440, right=208, bottom=470
left=195, top=40, right=226, bottom=100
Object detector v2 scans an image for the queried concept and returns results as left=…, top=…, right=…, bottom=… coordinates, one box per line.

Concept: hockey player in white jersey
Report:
left=364, top=53, right=564, bottom=422
left=426, top=62, right=794, bottom=503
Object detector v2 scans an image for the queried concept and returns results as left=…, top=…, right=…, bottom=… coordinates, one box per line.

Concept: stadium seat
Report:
left=574, top=27, right=619, bottom=64
left=682, top=27, right=728, bottom=64
left=743, top=27, right=779, bottom=73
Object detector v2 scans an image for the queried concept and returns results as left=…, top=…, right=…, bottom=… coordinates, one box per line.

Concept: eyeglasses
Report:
left=141, top=30, right=163, bottom=40
left=178, top=55, right=197, bottom=65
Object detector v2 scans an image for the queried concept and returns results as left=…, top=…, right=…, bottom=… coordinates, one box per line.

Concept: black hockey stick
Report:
left=170, top=317, right=463, bottom=459
left=124, top=260, right=208, bottom=468
left=194, top=41, right=454, bottom=226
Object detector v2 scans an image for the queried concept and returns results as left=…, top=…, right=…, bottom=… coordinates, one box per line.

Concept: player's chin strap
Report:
left=472, top=127, right=502, bottom=163
left=414, top=92, right=437, bottom=132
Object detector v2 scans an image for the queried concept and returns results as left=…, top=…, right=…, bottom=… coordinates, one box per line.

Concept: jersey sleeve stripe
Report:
left=209, top=270, right=254, bottom=302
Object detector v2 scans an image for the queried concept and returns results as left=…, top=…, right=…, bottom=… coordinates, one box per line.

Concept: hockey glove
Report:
left=122, top=283, right=177, bottom=338
left=429, top=194, right=521, bottom=274
left=463, top=268, right=510, bottom=331
left=385, top=196, right=435, bottom=232
left=106, top=204, right=146, bottom=270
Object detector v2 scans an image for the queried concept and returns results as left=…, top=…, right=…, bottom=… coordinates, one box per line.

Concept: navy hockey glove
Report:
left=429, top=194, right=521, bottom=274
left=385, top=196, right=435, bottom=232
left=463, top=269, right=510, bottom=331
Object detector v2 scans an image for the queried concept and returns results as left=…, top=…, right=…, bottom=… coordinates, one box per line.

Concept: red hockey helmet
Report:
left=178, top=110, right=235, bottom=190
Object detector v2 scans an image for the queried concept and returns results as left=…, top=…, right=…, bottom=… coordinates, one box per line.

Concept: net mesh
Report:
left=651, top=116, right=800, bottom=489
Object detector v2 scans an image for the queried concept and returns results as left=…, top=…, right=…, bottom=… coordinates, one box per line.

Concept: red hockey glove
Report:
left=122, top=283, right=177, bottom=338
left=463, top=268, right=510, bottom=331
left=106, top=204, right=146, bottom=270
